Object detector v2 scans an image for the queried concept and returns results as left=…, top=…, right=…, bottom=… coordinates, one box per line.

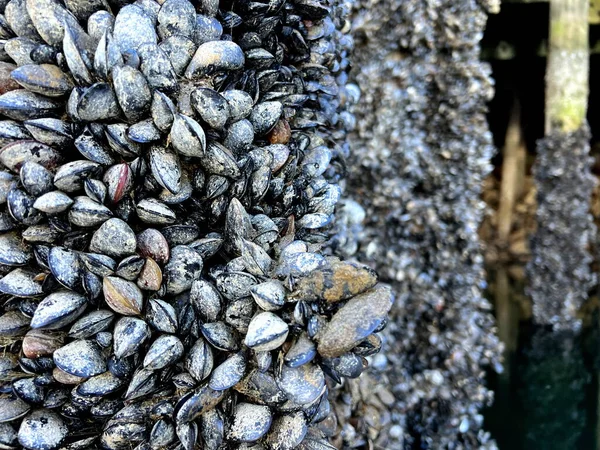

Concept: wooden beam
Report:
left=497, top=99, right=525, bottom=244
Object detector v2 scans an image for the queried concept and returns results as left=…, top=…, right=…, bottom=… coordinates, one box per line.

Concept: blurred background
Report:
left=481, top=2, right=600, bottom=448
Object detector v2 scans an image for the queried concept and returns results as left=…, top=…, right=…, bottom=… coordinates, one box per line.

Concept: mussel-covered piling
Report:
left=527, top=0, right=596, bottom=331
left=334, top=0, right=503, bottom=448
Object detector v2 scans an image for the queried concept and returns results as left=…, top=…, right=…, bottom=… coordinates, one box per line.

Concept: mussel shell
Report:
left=23, top=118, right=73, bottom=147
left=84, top=178, right=107, bottom=204
left=53, top=340, right=107, bottom=377
left=0, top=232, right=31, bottom=266
left=136, top=228, right=169, bottom=264
left=113, top=316, right=150, bottom=359
left=105, top=123, right=141, bottom=157
left=228, top=403, right=272, bottom=443
left=17, top=409, right=68, bottom=450
left=143, top=334, right=184, bottom=370
left=157, top=0, right=195, bottom=39
left=265, top=411, right=308, bottom=450
left=0, top=140, right=61, bottom=173
left=80, top=252, right=116, bottom=277
left=112, top=65, right=151, bottom=123
left=103, top=163, right=133, bottom=204
left=138, top=42, right=177, bottom=92
left=47, top=246, right=81, bottom=290
left=163, top=245, right=203, bottom=295
left=10, top=64, right=73, bottom=97
left=103, top=276, right=144, bottom=316
left=190, top=279, right=221, bottom=322
left=88, top=6, right=113, bottom=29
left=32, top=191, right=73, bottom=214
left=149, top=418, right=175, bottom=449
left=150, top=91, right=175, bottom=132
left=77, top=371, right=126, bottom=396
left=0, top=268, right=43, bottom=297
left=77, top=83, right=121, bottom=122
left=174, top=384, right=224, bottom=423
left=22, top=329, right=65, bottom=358
left=208, top=352, right=246, bottom=391
left=170, top=113, right=206, bottom=158
left=149, top=145, right=181, bottom=194
left=112, top=4, right=157, bottom=53
left=185, top=337, right=213, bottom=382
left=185, top=40, right=245, bottom=79
left=68, top=309, right=114, bottom=339
left=284, top=333, right=316, bottom=368
left=62, top=24, right=93, bottom=86
left=191, top=88, right=230, bottom=130
left=146, top=298, right=176, bottom=332
left=0, top=310, right=30, bottom=337
left=276, top=362, right=325, bottom=406
left=0, top=120, right=31, bottom=147
left=200, top=321, right=239, bottom=352
left=115, top=255, right=144, bottom=281
left=68, top=196, right=113, bottom=227
left=5, top=0, right=40, bottom=41
left=222, top=90, right=253, bottom=122
left=127, top=119, right=161, bottom=143
left=135, top=198, right=176, bottom=225
left=54, top=160, right=102, bottom=193
left=26, top=0, right=90, bottom=47
left=200, top=142, right=240, bottom=178
left=89, top=218, right=136, bottom=257
left=0, top=396, right=30, bottom=423
left=159, top=34, right=195, bottom=76
left=124, top=368, right=158, bottom=400
left=316, top=285, right=393, bottom=358
left=30, top=290, right=87, bottom=329
left=244, top=312, right=289, bottom=352
left=249, top=101, right=283, bottom=135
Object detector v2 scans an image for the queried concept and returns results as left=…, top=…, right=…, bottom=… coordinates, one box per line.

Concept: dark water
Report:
left=484, top=267, right=599, bottom=450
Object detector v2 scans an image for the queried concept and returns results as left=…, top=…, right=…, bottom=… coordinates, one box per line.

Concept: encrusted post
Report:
left=527, top=0, right=596, bottom=330
left=335, top=0, right=503, bottom=447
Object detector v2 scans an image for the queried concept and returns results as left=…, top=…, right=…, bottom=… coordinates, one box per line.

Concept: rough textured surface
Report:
left=330, top=0, right=504, bottom=448
left=0, top=0, right=389, bottom=447
left=527, top=126, right=596, bottom=330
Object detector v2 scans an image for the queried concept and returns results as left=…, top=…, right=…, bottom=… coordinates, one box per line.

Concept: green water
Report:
left=484, top=268, right=599, bottom=450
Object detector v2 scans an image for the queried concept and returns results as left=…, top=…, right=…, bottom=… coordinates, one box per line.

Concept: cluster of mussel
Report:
left=528, top=126, right=596, bottom=331
left=0, top=0, right=393, bottom=448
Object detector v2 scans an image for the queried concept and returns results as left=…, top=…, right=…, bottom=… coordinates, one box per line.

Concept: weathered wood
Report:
left=545, top=0, right=589, bottom=133
left=497, top=99, right=525, bottom=244
left=590, top=0, right=600, bottom=23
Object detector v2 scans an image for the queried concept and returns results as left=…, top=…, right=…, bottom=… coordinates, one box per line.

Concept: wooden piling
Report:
left=545, top=0, right=589, bottom=134
left=527, top=0, right=594, bottom=329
